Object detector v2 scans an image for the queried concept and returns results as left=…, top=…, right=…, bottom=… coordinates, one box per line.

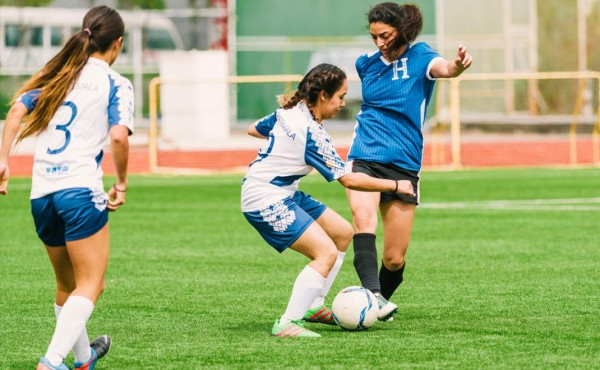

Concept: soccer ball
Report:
left=331, top=286, right=378, bottom=330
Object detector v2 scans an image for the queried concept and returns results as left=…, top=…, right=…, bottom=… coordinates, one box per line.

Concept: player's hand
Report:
left=395, top=180, right=415, bottom=196
left=455, top=44, right=473, bottom=70
left=107, top=183, right=127, bottom=211
left=0, top=163, right=9, bottom=195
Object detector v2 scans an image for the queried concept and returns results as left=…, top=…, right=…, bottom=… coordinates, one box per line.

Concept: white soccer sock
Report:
left=280, top=265, right=325, bottom=325
left=46, top=296, right=94, bottom=366
left=54, top=302, right=92, bottom=363
left=310, top=251, right=346, bottom=309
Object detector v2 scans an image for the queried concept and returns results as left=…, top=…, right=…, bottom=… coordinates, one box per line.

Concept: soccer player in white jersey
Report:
left=347, top=2, right=473, bottom=321
left=242, top=63, right=415, bottom=338
left=0, top=6, right=133, bottom=369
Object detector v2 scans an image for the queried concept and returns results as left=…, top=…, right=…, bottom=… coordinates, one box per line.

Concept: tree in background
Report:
left=0, top=0, right=164, bottom=8
left=586, top=1, right=599, bottom=117
left=588, top=1, right=600, bottom=73
left=0, top=0, right=52, bottom=5
left=116, top=0, right=164, bottom=9
left=538, top=0, right=599, bottom=113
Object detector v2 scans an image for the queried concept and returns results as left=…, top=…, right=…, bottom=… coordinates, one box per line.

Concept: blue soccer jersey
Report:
left=241, top=101, right=351, bottom=212
left=347, top=42, right=443, bottom=172
left=18, top=57, right=134, bottom=199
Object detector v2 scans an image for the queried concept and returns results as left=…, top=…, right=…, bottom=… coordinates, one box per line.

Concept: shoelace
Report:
left=375, top=294, right=387, bottom=308
left=290, top=320, right=307, bottom=328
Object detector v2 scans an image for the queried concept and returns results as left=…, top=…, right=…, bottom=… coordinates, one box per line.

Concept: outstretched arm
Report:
left=337, top=172, right=414, bottom=196
left=0, top=102, right=28, bottom=195
left=430, top=44, right=473, bottom=79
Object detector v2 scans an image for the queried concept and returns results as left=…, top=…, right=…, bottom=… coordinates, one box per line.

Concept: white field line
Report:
left=4, top=183, right=600, bottom=211
left=421, top=198, right=600, bottom=211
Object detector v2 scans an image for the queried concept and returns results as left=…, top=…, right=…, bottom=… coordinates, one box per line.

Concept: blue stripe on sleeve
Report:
left=255, top=112, right=277, bottom=137
left=17, top=89, right=41, bottom=112
left=269, top=174, right=304, bottom=186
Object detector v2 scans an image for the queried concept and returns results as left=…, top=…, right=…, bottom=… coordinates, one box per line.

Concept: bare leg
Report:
left=46, top=246, right=92, bottom=362
left=44, top=224, right=110, bottom=365
left=308, top=208, right=353, bottom=308
left=379, top=200, right=415, bottom=299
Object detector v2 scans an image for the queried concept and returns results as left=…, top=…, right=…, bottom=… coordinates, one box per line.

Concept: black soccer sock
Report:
left=379, top=261, right=406, bottom=300
left=352, top=233, right=381, bottom=293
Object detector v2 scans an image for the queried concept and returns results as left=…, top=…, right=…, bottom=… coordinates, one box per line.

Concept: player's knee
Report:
left=335, top=221, right=354, bottom=252
left=351, top=211, right=377, bottom=233
left=317, top=246, right=338, bottom=272
left=383, top=255, right=405, bottom=271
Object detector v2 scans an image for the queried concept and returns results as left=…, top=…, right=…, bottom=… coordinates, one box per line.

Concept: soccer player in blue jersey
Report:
left=242, top=64, right=415, bottom=338
left=347, top=2, right=473, bottom=321
left=0, top=6, right=132, bottom=369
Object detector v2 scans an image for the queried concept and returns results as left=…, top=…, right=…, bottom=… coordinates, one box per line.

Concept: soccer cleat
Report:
left=303, top=305, right=336, bottom=325
left=271, top=319, right=321, bottom=338
left=73, top=349, right=98, bottom=370
left=73, top=335, right=111, bottom=370
left=90, top=335, right=111, bottom=360
left=36, top=357, right=70, bottom=370
left=374, top=293, right=398, bottom=321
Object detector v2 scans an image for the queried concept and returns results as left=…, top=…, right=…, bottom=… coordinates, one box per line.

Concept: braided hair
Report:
left=279, top=63, right=346, bottom=110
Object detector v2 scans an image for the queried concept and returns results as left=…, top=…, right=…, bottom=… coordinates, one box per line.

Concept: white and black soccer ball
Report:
left=331, top=286, right=378, bottom=330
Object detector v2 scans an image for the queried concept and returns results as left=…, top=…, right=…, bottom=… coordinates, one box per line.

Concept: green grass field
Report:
left=1, top=167, right=599, bottom=369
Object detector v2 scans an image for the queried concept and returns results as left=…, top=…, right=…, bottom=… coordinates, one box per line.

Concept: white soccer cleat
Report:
left=374, top=292, right=398, bottom=321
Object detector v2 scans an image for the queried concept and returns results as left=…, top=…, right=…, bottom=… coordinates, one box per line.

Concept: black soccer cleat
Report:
left=90, top=335, right=112, bottom=359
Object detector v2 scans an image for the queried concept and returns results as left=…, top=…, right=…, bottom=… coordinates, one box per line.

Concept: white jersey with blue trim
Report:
left=348, top=42, right=444, bottom=172
left=241, top=101, right=350, bottom=212
left=18, top=57, right=134, bottom=199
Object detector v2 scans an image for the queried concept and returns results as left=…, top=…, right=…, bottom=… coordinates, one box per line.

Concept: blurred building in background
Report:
left=45, top=0, right=224, bottom=50
left=1, top=0, right=598, bottom=126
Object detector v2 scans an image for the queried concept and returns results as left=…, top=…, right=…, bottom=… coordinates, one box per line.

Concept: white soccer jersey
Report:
left=18, top=57, right=134, bottom=199
left=241, top=101, right=350, bottom=212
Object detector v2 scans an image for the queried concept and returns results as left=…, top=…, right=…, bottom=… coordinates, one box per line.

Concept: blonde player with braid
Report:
left=0, top=6, right=133, bottom=369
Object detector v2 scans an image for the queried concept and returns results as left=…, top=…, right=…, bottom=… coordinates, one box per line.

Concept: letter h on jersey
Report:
left=392, top=58, right=409, bottom=80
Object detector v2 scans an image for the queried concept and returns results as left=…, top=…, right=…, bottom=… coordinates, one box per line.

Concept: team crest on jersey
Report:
left=392, top=58, right=409, bottom=80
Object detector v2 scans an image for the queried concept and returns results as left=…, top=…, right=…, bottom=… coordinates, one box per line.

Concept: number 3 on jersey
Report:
left=47, top=101, right=77, bottom=155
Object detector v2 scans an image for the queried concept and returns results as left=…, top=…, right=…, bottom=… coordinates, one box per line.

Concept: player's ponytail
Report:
left=277, top=90, right=303, bottom=109
left=279, top=64, right=346, bottom=110
left=12, top=6, right=124, bottom=143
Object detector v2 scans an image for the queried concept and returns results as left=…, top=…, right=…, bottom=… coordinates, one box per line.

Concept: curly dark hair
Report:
left=368, top=2, right=423, bottom=56
left=279, top=63, right=346, bottom=109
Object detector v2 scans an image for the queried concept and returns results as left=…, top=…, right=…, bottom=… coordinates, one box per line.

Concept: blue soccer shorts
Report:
left=243, top=191, right=327, bottom=253
left=31, top=187, right=109, bottom=247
